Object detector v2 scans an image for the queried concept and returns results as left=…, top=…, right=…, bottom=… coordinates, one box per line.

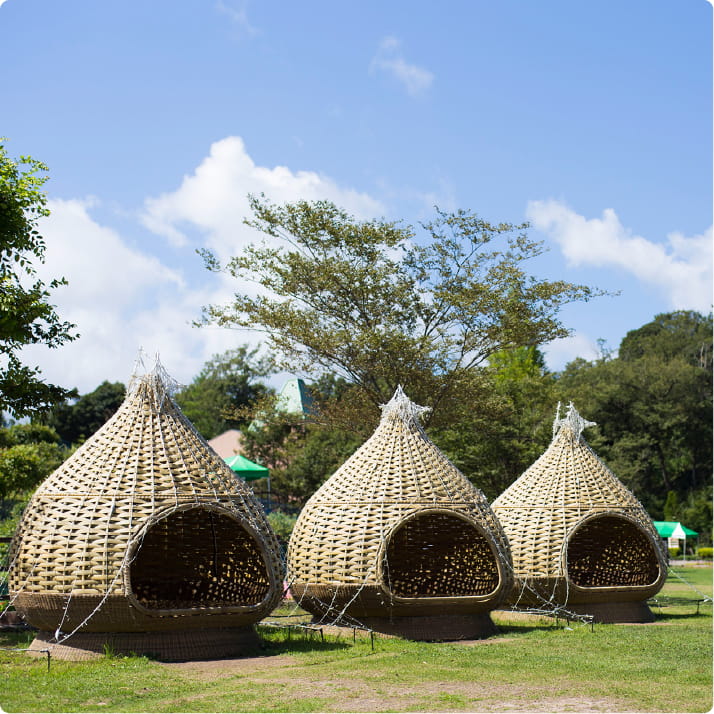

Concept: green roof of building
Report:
left=275, top=378, right=313, bottom=415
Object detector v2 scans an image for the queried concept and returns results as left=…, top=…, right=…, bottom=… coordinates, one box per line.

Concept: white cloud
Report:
left=20, top=199, right=213, bottom=392
left=370, top=36, right=434, bottom=97
left=542, top=332, right=600, bottom=372
left=526, top=199, right=713, bottom=313
left=142, top=136, right=384, bottom=261
left=20, top=138, right=385, bottom=395
left=215, top=0, right=258, bottom=35
left=41, top=198, right=184, bottom=303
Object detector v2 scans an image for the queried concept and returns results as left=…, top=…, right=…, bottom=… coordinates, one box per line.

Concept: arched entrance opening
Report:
left=130, top=506, right=271, bottom=610
left=382, top=510, right=500, bottom=598
left=567, top=514, right=662, bottom=588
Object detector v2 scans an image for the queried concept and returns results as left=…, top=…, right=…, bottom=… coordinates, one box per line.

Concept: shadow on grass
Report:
left=258, top=639, right=352, bottom=656
left=255, top=633, right=352, bottom=656
left=653, top=610, right=712, bottom=621
left=0, top=630, right=35, bottom=648
left=493, top=622, right=565, bottom=635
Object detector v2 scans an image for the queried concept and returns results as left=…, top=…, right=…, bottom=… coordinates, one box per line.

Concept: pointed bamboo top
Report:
left=552, top=401, right=596, bottom=440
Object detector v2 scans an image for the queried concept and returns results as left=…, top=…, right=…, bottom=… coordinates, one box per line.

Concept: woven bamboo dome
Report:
left=287, top=387, right=513, bottom=640
left=8, top=362, right=283, bottom=660
left=491, top=403, right=667, bottom=623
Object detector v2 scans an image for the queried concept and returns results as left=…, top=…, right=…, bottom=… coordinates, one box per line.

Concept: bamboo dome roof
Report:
left=491, top=403, right=667, bottom=618
left=8, top=361, right=283, bottom=656
left=287, top=387, right=512, bottom=638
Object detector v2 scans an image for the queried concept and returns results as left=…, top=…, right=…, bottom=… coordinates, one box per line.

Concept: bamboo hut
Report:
left=491, top=403, right=667, bottom=623
left=287, top=387, right=512, bottom=640
left=8, top=362, right=283, bottom=660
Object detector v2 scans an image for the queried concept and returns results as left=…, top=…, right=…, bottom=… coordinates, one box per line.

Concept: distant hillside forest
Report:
left=1, top=310, right=711, bottom=544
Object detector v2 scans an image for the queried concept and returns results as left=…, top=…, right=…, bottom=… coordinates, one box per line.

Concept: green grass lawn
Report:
left=1, top=565, right=711, bottom=713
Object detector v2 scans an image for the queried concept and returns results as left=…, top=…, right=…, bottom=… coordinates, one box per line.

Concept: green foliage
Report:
left=679, top=485, right=713, bottom=543
left=0, top=422, right=66, bottom=501
left=266, top=509, right=298, bottom=549
left=697, top=548, right=713, bottom=559
left=669, top=547, right=681, bottom=558
left=243, top=406, right=362, bottom=506
left=199, top=196, right=602, bottom=429
left=42, top=380, right=125, bottom=444
left=433, top=346, right=557, bottom=498
left=619, top=310, right=712, bottom=365
left=277, top=424, right=362, bottom=503
left=664, top=490, right=681, bottom=522
left=0, top=422, right=60, bottom=447
left=174, top=346, right=275, bottom=439
left=0, top=499, right=26, bottom=535
left=557, top=311, right=713, bottom=539
left=0, top=140, right=77, bottom=418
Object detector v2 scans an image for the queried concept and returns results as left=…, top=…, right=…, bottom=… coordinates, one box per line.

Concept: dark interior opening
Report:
left=567, top=515, right=661, bottom=588
left=383, top=511, right=500, bottom=598
left=130, top=507, right=271, bottom=610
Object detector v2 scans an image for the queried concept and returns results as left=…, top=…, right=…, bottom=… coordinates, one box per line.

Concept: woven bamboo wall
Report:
left=287, top=387, right=512, bottom=623
left=8, top=367, right=283, bottom=635
left=492, top=404, right=667, bottom=610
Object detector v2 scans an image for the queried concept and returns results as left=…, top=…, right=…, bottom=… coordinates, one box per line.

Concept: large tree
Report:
left=199, top=196, right=603, bottom=429
left=0, top=140, right=77, bottom=418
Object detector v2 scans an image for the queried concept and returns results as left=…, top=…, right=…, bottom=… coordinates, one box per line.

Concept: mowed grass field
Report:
left=0, top=565, right=711, bottom=713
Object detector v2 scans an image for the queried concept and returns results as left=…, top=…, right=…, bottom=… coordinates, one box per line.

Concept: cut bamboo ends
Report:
left=8, top=361, right=283, bottom=659
left=491, top=403, right=667, bottom=623
left=287, top=387, right=513, bottom=640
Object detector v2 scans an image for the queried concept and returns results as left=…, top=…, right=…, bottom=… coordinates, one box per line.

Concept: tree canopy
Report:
left=199, top=196, right=603, bottom=429
left=557, top=311, right=712, bottom=540
left=0, top=422, right=67, bottom=502
left=174, top=346, right=275, bottom=440
left=432, top=346, right=557, bottom=500
left=42, top=381, right=126, bottom=445
left=0, top=140, right=77, bottom=418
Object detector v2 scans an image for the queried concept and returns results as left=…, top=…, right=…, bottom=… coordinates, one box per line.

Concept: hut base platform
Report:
left=26, top=626, right=261, bottom=661
left=564, top=600, right=655, bottom=624
left=356, top=613, right=498, bottom=641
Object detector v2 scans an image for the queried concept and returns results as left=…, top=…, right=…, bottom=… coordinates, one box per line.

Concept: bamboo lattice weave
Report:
left=287, top=387, right=512, bottom=633
left=8, top=364, right=283, bottom=641
left=491, top=404, right=666, bottom=614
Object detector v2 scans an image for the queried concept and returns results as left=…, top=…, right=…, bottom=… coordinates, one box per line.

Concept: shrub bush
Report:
left=696, top=547, right=713, bottom=559
left=267, top=510, right=297, bottom=550
left=668, top=547, right=680, bottom=558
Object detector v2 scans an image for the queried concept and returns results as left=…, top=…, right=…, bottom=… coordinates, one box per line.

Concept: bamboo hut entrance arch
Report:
left=380, top=510, right=501, bottom=599
left=127, top=504, right=272, bottom=613
left=565, top=513, right=663, bottom=589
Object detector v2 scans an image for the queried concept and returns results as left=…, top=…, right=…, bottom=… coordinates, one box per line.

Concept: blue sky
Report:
left=2, top=0, right=712, bottom=394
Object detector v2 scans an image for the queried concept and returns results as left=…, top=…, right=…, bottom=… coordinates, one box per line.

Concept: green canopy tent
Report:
left=224, top=454, right=269, bottom=481
left=224, top=454, right=272, bottom=511
left=653, top=521, right=699, bottom=559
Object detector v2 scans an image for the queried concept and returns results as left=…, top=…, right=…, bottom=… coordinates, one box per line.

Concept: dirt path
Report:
left=162, top=654, right=626, bottom=712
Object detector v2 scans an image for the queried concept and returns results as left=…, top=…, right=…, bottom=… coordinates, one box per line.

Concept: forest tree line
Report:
left=2, top=309, right=710, bottom=542
left=1, top=145, right=711, bottom=543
